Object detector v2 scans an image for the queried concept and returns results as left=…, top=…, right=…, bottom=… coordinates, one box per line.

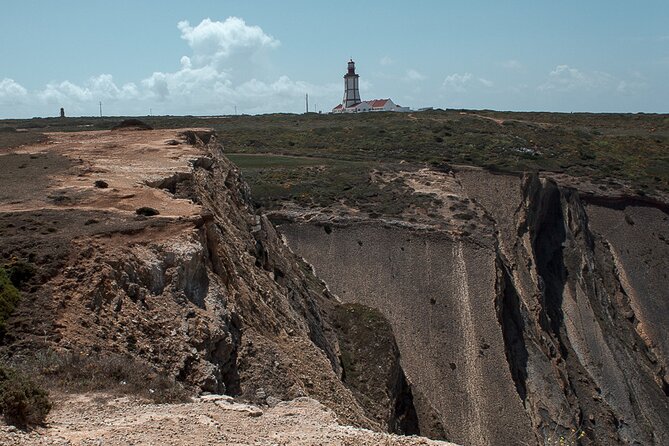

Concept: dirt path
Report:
left=0, top=393, right=458, bottom=446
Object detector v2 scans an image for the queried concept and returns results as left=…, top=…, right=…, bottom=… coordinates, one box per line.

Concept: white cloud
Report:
left=616, top=72, right=647, bottom=94
left=442, top=73, right=472, bottom=92
left=177, top=17, right=279, bottom=69
left=39, top=81, right=91, bottom=103
left=538, top=65, right=614, bottom=92
left=478, top=78, right=493, bottom=87
left=0, top=78, right=28, bottom=103
left=380, top=56, right=394, bottom=66
left=502, top=59, right=523, bottom=70
left=142, top=65, right=227, bottom=101
left=404, top=69, right=426, bottom=82
left=38, top=75, right=139, bottom=105
left=1, top=17, right=341, bottom=117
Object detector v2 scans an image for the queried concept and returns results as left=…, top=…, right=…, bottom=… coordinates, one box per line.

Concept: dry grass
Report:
left=4, top=350, right=191, bottom=405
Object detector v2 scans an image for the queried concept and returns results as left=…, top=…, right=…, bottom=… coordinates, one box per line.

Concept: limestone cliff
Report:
left=2, top=127, right=667, bottom=446
left=0, top=128, right=403, bottom=430
left=278, top=168, right=669, bottom=446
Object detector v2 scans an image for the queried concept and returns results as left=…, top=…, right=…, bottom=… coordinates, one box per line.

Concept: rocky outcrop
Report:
left=278, top=168, right=669, bottom=445
left=1, top=129, right=404, bottom=430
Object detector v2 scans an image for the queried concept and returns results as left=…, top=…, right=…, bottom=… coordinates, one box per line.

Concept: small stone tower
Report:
left=343, top=59, right=361, bottom=108
left=59, top=107, right=65, bottom=118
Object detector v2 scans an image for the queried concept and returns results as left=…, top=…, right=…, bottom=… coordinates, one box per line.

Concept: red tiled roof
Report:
left=366, top=99, right=389, bottom=108
left=333, top=104, right=343, bottom=110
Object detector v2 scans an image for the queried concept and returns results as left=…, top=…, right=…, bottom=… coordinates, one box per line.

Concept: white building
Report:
left=332, top=60, right=410, bottom=113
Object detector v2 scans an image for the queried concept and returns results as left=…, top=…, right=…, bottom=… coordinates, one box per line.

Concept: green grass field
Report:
left=2, top=110, right=667, bottom=215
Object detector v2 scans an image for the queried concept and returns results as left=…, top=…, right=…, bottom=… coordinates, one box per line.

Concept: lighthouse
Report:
left=332, top=59, right=410, bottom=113
left=343, top=59, right=361, bottom=107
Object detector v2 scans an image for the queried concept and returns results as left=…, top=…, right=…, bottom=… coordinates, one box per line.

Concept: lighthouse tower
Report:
left=343, top=59, right=361, bottom=107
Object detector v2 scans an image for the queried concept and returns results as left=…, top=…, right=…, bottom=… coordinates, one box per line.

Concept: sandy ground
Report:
left=0, top=393, right=457, bottom=446
left=0, top=128, right=206, bottom=216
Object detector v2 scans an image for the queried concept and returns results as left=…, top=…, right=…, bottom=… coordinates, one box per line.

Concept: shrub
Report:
left=111, top=119, right=153, bottom=131
left=4, top=259, right=36, bottom=288
left=18, top=350, right=190, bottom=404
left=0, top=365, right=51, bottom=427
left=136, top=207, right=160, bottom=216
left=0, top=268, right=20, bottom=333
left=453, top=212, right=475, bottom=221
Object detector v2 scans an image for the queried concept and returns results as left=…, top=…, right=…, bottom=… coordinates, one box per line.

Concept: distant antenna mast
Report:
left=234, top=105, right=237, bottom=115
left=305, top=94, right=309, bottom=113
left=99, top=101, right=103, bottom=117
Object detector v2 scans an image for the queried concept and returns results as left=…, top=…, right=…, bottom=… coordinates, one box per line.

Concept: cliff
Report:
left=278, top=167, right=669, bottom=445
left=2, top=125, right=667, bottom=446
left=0, top=128, right=426, bottom=439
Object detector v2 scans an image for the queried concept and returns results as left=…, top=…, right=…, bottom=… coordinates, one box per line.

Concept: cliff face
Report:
left=466, top=171, right=669, bottom=445
left=278, top=168, right=669, bottom=446
left=1, top=129, right=412, bottom=431
left=3, top=127, right=667, bottom=446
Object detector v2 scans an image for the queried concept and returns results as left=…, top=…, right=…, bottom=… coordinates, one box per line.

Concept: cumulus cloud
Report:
left=442, top=73, right=473, bottom=92
left=177, top=17, right=279, bottom=69
left=404, top=69, right=426, bottom=82
left=38, top=75, right=138, bottom=105
left=538, top=65, right=615, bottom=92
left=1, top=17, right=340, bottom=117
left=142, top=65, right=227, bottom=101
left=440, top=72, right=494, bottom=94
left=0, top=78, right=28, bottom=103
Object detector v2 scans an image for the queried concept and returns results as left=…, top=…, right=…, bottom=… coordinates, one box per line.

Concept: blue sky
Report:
left=1, top=1, right=667, bottom=117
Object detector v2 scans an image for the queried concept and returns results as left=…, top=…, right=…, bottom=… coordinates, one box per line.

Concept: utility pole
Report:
left=305, top=94, right=309, bottom=113
left=99, top=101, right=102, bottom=117
left=234, top=105, right=237, bottom=115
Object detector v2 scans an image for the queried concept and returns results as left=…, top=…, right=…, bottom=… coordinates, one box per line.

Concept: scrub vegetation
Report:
left=2, top=109, right=667, bottom=213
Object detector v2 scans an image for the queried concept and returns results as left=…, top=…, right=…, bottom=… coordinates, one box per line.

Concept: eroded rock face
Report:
left=278, top=169, right=669, bottom=446
left=0, top=129, right=378, bottom=429
left=3, top=128, right=667, bottom=445
left=279, top=223, right=534, bottom=445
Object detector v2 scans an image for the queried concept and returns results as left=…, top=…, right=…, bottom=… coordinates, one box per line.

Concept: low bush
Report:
left=0, top=268, right=20, bottom=333
left=136, top=207, right=160, bottom=216
left=0, top=365, right=51, bottom=427
left=3, top=258, right=36, bottom=288
left=14, top=350, right=191, bottom=404
left=111, top=119, right=153, bottom=131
